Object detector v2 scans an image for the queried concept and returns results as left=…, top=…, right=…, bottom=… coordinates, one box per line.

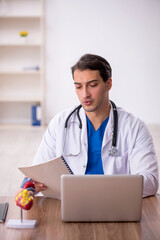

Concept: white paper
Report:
left=19, top=156, right=71, bottom=199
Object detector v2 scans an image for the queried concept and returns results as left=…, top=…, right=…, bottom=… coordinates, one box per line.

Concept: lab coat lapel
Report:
left=102, top=104, right=114, bottom=148
left=80, top=108, right=88, bottom=149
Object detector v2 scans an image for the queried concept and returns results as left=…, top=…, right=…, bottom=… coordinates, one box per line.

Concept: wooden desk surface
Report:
left=0, top=195, right=160, bottom=240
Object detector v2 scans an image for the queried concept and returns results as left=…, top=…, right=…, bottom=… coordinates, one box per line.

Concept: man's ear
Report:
left=105, top=78, right=112, bottom=91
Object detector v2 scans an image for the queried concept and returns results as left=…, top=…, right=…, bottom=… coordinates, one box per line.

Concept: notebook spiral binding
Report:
left=61, top=156, right=74, bottom=174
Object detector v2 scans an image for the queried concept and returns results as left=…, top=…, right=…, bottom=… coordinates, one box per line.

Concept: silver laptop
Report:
left=61, top=175, right=143, bottom=222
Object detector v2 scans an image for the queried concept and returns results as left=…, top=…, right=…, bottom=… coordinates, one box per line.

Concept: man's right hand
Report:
left=33, top=181, right=47, bottom=193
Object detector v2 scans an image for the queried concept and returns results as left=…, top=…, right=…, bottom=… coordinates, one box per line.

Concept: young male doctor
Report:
left=32, top=54, right=159, bottom=197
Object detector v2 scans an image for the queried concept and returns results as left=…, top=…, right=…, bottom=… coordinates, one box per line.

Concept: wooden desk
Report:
left=0, top=195, right=160, bottom=240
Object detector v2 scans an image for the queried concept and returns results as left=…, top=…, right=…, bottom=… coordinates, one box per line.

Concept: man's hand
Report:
left=33, top=182, right=47, bottom=193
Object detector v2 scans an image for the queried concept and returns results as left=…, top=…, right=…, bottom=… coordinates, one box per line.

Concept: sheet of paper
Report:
left=19, top=156, right=71, bottom=199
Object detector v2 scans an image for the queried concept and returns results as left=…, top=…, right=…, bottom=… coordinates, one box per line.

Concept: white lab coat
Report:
left=33, top=104, right=159, bottom=197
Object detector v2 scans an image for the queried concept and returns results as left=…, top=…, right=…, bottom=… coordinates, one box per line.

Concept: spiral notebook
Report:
left=19, top=156, right=73, bottom=199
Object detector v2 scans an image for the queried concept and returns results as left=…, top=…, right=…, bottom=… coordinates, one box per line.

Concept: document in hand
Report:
left=19, top=156, right=73, bottom=199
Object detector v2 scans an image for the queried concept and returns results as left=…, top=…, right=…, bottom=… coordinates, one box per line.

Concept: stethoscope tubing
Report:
left=64, top=100, right=118, bottom=156
left=65, top=105, right=82, bottom=129
left=109, top=100, right=118, bottom=148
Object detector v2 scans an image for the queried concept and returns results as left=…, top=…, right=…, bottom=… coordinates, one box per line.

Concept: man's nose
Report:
left=82, top=87, right=91, bottom=98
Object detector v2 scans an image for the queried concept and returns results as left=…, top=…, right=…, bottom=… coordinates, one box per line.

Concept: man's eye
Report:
left=90, top=84, right=97, bottom=87
left=75, top=85, right=82, bottom=89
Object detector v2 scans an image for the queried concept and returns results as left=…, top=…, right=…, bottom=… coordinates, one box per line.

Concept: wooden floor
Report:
left=0, top=124, right=160, bottom=196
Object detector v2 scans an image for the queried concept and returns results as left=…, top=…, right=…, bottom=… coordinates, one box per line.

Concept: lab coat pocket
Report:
left=113, top=151, right=129, bottom=174
left=104, top=152, right=129, bottom=174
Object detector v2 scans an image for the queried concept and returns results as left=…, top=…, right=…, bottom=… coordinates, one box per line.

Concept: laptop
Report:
left=61, top=174, right=143, bottom=222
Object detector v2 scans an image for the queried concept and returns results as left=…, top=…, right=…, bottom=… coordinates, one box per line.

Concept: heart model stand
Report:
left=7, top=179, right=36, bottom=228
left=7, top=208, right=36, bottom=229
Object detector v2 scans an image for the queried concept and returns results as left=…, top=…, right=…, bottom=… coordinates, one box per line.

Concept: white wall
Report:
left=45, top=0, right=160, bottom=124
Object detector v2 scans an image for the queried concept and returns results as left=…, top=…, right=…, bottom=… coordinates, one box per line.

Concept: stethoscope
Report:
left=63, top=100, right=118, bottom=157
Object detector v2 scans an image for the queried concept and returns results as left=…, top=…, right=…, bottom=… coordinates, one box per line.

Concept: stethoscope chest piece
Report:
left=108, top=146, right=118, bottom=157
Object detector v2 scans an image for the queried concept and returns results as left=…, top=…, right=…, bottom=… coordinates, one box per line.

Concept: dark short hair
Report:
left=71, top=54, right=112, bottom=82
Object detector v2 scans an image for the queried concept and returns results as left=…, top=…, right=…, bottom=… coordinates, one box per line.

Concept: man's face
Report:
left=73, top=69, right=111, bottom=113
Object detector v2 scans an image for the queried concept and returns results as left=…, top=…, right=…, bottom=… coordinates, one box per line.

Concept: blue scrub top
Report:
left=85, top=115, right=109, bottom=174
